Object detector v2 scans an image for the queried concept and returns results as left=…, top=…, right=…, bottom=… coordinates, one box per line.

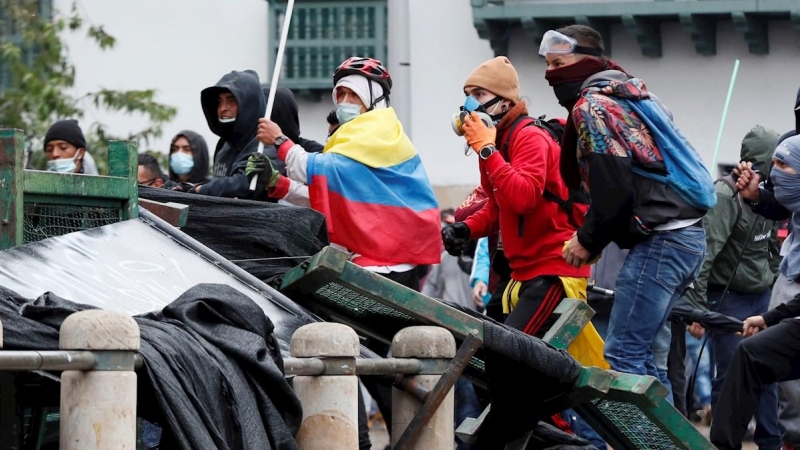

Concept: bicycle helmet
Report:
left=333, top=57, right=392, bottom=109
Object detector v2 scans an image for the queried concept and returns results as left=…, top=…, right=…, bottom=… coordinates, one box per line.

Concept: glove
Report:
left=246, top=152, right=280, bottom=196
left=462, top=111, right=496, bottom=152
left=171, top=182, right=197, bottom=193
left=442, top=222, right=471, bottom=256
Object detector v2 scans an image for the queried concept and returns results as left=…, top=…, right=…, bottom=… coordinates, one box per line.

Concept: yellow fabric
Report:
left=501, top=276, right=609, bottom=369
left=560, top=277, right=609, bottom=369
left=322, top=107, right=416, bottom=169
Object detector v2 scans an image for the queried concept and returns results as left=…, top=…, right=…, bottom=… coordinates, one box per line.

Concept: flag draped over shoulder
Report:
left=307, top=108, right=441, bottom=266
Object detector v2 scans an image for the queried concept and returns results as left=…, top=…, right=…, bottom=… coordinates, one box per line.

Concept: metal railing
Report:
left=0, top=316, right=465, bottom=450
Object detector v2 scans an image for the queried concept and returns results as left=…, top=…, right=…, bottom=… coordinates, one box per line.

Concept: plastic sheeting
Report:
left=138, top=187, right=329, bottom=284
left=0, top=217, right=318, bottom=357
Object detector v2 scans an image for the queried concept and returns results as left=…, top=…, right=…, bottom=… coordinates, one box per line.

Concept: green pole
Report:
left=710, top=59, right=741, bottom=174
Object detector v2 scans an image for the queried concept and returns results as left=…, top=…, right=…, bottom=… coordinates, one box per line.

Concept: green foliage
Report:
left=0, top=0, right=177, bottom=174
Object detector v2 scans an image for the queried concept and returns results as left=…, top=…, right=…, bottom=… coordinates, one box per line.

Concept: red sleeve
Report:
left=484, top=127, right=551, bottom=215
left=463, top=170, right=499, bottom=239
left=454, top=185, right=488, bottom=222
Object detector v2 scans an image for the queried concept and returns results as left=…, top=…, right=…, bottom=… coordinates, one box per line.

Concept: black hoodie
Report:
left=199, top=70, right=266, bottom=198
left=263, top=87, right=324, bottom=154
left=168, top=130, right=210, bottom=184
left=778, top=86, right=800, bottom=144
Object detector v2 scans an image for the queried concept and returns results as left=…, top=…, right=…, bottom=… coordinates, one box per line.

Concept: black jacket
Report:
left=264, top=87, right=324, bottom=154
left=168, top=130, right=210, bottom=184
left=199, top=70, right=266, bottom=199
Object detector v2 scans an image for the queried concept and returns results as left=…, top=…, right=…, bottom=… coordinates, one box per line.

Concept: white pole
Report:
left=250, top=0, right=296, bottom=191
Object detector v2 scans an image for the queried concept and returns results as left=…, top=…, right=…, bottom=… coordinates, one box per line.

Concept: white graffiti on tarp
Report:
left=0, top=243, right=231, bottom=314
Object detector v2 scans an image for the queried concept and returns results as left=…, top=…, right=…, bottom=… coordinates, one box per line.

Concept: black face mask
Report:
left=219, top=120, right=236, bottom=139
left=552, top=81, right=584, bottom=110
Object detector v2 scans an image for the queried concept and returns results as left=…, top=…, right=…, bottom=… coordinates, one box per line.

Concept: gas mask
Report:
left=451, top=96, right=496, bottom=136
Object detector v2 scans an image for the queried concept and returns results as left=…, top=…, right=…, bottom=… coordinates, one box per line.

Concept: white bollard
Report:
left=59, top=310, right=140, bottom=450
left=291, top=323, right=360, bottom=450
left=391, top=326, right=456, bottom=450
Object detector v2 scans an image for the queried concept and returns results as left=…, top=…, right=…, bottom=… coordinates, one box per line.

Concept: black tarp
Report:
left=475, top=319, right=585, bottom=449
left=0, top=284, right=302, bottom=450
left=138, top=187, right=329, bottom=284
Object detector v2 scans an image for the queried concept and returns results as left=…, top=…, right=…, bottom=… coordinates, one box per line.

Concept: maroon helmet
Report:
left=333, top=56, right=392, bottom=97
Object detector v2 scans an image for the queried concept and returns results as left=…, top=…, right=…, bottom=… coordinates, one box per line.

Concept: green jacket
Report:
left=686, top=125, right=782, bottom=309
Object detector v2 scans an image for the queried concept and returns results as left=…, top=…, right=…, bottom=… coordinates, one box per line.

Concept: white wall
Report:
left=55, top=0, right=268, bottom=157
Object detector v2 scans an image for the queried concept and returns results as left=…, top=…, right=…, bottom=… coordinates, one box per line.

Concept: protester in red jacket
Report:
left=443, top=56, right=590, bottom=336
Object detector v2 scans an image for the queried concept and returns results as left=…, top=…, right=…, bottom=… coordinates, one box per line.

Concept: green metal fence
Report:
left=0, top=128, right=138, bottom=251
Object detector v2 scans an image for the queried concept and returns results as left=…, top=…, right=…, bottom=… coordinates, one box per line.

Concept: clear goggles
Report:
left=538, top=30, right=603, bottom=57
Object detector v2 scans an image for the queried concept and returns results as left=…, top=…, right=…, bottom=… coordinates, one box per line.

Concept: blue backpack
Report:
left=625, top=98, right=717, bottom=211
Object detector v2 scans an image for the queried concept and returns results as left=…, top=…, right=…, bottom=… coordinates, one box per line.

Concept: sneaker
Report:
left=696, top=405, right=712, bottom=427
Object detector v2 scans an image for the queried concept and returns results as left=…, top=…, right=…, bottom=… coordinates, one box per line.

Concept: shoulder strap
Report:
left=500, top=115, right=563, bottom=158
left=500, top=115, right=536, bottom=159
left=716, top=174, right=742, bottom=225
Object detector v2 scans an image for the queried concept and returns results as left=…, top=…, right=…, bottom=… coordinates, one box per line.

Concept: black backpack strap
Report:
left=543, top=189, right=570, bottom=211
left=716, top=174, right=742, bottom=225
left=500, top=115, right=536, bottom=159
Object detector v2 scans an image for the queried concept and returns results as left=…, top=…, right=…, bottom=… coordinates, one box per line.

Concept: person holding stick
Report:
left=251, top=56, right=442, bottom=288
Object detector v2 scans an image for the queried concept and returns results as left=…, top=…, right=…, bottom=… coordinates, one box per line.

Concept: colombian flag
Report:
left=307, top=108, right=441, bottom=267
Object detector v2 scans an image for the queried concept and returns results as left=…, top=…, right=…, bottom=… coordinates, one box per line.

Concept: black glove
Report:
left=171, top=182, right=197, bottom=193
left=442, top=222, right=470, bottom=256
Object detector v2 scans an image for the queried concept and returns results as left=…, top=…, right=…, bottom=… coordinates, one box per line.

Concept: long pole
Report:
left=250, top=0, right=296, bottom=191
left=710, top=59, right=741, bottom=174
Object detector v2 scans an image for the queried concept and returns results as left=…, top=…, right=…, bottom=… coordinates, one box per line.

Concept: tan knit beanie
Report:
left=463, top=56, right=520, bottom=102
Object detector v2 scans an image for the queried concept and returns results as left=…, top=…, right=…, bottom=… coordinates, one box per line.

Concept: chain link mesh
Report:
left=592, top=398, right=680, bottom=449
left=23, top=203, right=120, bottom=244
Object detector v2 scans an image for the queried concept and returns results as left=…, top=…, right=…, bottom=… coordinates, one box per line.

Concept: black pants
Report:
left=710, top=319, right=800, bottom=450
left=504, top=276, right=566, bottom=337
left=358, top=268, right=424, bottom=441
left=667, top=320, right=688, bottom=417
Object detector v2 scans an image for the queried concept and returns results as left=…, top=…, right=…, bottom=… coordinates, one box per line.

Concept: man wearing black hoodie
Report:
left=192, top=70, right=267, bottom=198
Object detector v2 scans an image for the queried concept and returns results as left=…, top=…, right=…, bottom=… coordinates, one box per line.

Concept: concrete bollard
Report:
left=291, top=323, right=360, bottom=450
left=59, top=310, right=140, bottom=450
left=391, top=326, right=456, bottom=450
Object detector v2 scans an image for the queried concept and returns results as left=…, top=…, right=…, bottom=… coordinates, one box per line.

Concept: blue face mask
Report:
left=463, top=96, right=483, bottom=113
left=335, top=103, right=362, bottom=125
left=170, top=152, right=195, bottom=175
left=46, top=155, right=78, bottom=173
left=771, top=166, right=800, bottom=212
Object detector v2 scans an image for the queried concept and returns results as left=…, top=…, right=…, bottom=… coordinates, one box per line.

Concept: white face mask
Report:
left=46, top=152, right=81, bottom=173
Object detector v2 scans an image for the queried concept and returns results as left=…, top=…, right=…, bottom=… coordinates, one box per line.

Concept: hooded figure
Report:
left=198, top=70, right=267, bottom=198
left=168, top=130, right=210, bottom=184
left=778, top=87, right=800, bottom=145
left=685, top=125, right=782, bottom=308
left=264, top=88, right=324, bottom=154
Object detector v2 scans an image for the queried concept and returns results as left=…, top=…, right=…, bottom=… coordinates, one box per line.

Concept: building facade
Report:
left=281, top=0, right=800, bottom=206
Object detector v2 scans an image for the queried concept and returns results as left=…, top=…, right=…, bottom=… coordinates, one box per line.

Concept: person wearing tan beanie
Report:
left=443, top=53, right=596, bottom=372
